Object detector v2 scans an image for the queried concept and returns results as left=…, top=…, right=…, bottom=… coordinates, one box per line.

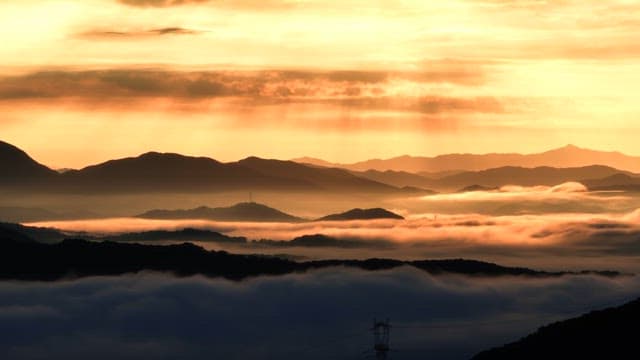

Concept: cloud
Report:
left=421, top=182, right=598, bottom=203
left=78, top=27, right=201, bottom=39
left=26, top=206, right=640, bottom=272
left=0, top=269, right=638, bottom=360
left=0, top=69, right=498, bottom=115
left=117, top=0, right=209, bottom=6
left=116, top=0, right=296, bottom=10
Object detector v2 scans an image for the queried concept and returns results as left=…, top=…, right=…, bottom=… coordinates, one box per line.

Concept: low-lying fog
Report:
left=27, top=209, right=640, bottom=272
left=18, top=184, right=640, bottom=271
left=1, top=268, right=638, bottom=360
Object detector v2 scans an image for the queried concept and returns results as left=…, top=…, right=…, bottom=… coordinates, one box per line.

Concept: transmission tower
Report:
left=372, top=318, right=391, bottom=360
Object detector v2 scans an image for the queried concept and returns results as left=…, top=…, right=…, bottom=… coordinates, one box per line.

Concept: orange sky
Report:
left=1, top=0, right=639, bottom=168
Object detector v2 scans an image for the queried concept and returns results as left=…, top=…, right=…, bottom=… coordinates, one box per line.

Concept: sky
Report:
left=1, top=0, right=639, bottom=168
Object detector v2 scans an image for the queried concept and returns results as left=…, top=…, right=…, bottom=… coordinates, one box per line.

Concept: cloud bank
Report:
left=0, top=269, right=638, bottom=360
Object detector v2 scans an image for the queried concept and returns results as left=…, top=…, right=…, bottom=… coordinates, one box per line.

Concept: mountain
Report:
left=137, top=202, right=303, bottom=222
left=294, top=145, right=640, bottom=173
left=350, top=169, right=436, bottom=189
left=235, top=156, right=395, bottom=192
left=0, top=140, right=57, bottom=185
left=58, top=153, right=397, bottom=193
left=0, top=222, right=66, bottom=244
left=317, top=208, right=404, bottom=221
left=458, top=184, right=497, bottom=192
left=0, top=206, right=100, bottom=223
left=101, top=228, right=247, bottom=243
left=582, top=173, right=640, bottom=191
left=430, top=165, right=627, bottom=191
left=365, top=165, right=628, bottom=192
left=59, top=152, right=310, bottom=193
left=472, top=297, right=640, bottom=359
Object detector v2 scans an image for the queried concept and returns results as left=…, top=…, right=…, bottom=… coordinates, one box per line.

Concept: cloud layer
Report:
left=0, top=269, right=638, bottom=360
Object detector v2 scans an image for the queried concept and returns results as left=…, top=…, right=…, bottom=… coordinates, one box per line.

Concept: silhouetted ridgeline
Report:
left=4, top=139, right=640, bottom=194
left=0, top=140, right=399, bottom=194
left=0, top=234, right=621, bottom=281
left=472, top=297, right=640, bottom=359
left=317, top=208, right=404, bottom=221
left=295, top=144, right=640, bottom=173
left=137, top=202, right=303, bottom=222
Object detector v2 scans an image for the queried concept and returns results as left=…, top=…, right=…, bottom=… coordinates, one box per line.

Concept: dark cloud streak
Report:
left=78, top=27, right=201, bottom=39
left=0, top=68, right=498, bottom=114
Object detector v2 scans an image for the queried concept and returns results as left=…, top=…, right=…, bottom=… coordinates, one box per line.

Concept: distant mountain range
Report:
left=473, top=297, right=640, bottom=359
left=353, top=165, right=637, bottom=191
left=3, top=139, right=640, bottom=195
left=294, top=144, right=640, bottom=173
left=0, top=140, right=398, bottom=194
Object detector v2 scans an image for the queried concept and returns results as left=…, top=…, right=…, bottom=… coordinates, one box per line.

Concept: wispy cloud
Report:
left=78, top=27, right=202, bottom=39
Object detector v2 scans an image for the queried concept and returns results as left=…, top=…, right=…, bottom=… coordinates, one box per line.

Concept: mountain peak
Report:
left=0, top=140, right=57, bottom=181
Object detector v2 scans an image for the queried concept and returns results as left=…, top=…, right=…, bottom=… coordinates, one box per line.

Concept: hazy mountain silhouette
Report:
left=0, top=234, right=620, bottom=281
left=350, top=169, right=437, bottom=189
left=137, top=202, right=303, bottom=222
left=294, top=145, right=640, bottom=173
left=0, top=206, right=100, bottom=223
left=0, top=140, right=402, bottom=193
left=59, top=152, right=316, bottom=193
left=50, top=151, right=396, bottom=193
left=102, top=228, right=248, bottom=243
left=0, top=222, right=66, bottom=243
left=0, top=140, right=57, bottom=185
left=472, top=297, right=640, bottom=359
left=458, top=184, right=498, bottom=192
left=253, top=233, right=392, bottom=248
left=387, top=165, right=629, bottom=191
left=235, top=156, right=395, bottom=192
left=431, top=165, right=627, bottom=191
left=317, top=208, right=404, bottom=221
left=582, top=173, right=640, bottom=191
left=3, top=139, right=639, bottom=194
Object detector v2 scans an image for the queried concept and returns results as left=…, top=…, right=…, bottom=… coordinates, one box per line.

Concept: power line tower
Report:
left=372, top=318, right=391, bottom=360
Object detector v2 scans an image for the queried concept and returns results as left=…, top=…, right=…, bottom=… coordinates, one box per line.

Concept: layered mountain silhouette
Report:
left=295, top=144, right=640, bottom=173
left=473, top=297, right=640, bottom=359
left=350, top=165, right=635, bottom=191
left=317, top=208, right=404, bottom=221
left=3, top=139, right=640, bottom=194
left=0, top=231, right=620, bottom=281
left=0, top=140, right=401, bottom=193
left=137, top=202, right=303, bottom=222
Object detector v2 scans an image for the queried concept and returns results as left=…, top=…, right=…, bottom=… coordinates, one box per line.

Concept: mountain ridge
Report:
left=293, top=144, right=640, bottom=173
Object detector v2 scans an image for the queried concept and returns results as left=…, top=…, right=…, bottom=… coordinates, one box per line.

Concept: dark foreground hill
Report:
left=0, top=233, right=620, bottom=281
left=137, top=202, right=303, bottom=222
left=472, top=296, right=640, bottom=359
